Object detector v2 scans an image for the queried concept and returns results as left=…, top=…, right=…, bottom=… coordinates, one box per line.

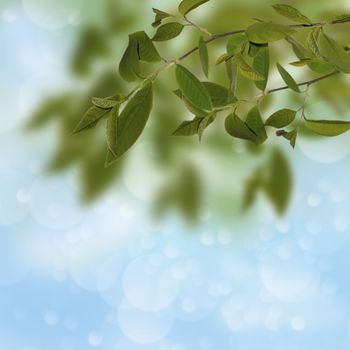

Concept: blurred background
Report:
left=1, top=0, right=350, bottom=349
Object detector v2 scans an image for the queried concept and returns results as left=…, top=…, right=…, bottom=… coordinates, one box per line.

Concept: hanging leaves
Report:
left=276, top=63, right=300, bottom=92
left=152, top=22, right=184, bottom=41
left=246, top=22, right=295, bottom=44
left=175, top=64, right=213, bottom=111
left=253, top=47, right=270, bottom=91
left=265, top=109, right=296, bottom=128
left=272, top=4, right=312, bottom=25
left=178, top=0, right=210, bottom=16
left=304, top=118, right=350, bottom=136
left=198, top=36, right=209, bottom=78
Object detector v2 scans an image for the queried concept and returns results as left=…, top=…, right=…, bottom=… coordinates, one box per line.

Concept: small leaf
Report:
left=198, top=36, right=209, bottom=78
left=106, top=106, right=119, bottom=156
left=276, top=129, right=298, bottom=148
left=227, top=34, right=248, bottom=54
left=175, top=64, right=213, bottom=111
left=172, top=116, right=204, bottom=136
left=216, top=53, right=233, bottom=65
left=178, top=0, right=210, bottom=16
left=92, top=96, right=120, bottom=109
left=152, top=8, right=172, bottom=27
left=73, top=106, right=109, bottom=134
left=306, top=27, right=322, bottom=58
left=235, top=53, right=265, bottom=81
left=112, top=83, right=153, bottom=159
left=304, top=118, right=350, bottom=136
left=272, top=4, right=312, bottom=25
left=152, top=22, right=184, bottom=41
left=289, top=58, right=311, bottom=67
left=245, top=106, right=267, bottom=144
left=246, top=21, right=295, bottom=44
left=131, top=31, right=161, bottom=62
left=276, top=63, right=300, bottom=92
left=253, top=47, right=270, bottom=91
left=198, top=114, right=214, bottom=140
left=265, top=109, right=296, bottom=128
left=119, top=36, right=140, bottom=82
left=225, top=113, right=257, bottom=142
left=202, top=82, right=232, bottom=107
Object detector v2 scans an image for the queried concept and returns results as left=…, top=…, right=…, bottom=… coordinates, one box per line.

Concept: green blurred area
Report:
left=27, top=0, right=350, bottom=223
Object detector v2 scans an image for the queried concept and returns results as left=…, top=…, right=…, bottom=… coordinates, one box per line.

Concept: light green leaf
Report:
left=106, top=106, right=119, bottom=156
left=152, top=8, right=173, bottom=27
left=131, top=31, right=161, bottom=62
left=216, top=53, right=233, bottom=65
left=272, top=4, right=312, bottom=25
left=178, top=0, right=210, bottom=16
left=112, top=83, right=153, bottom=159
left=227, top=34, right=248, bottom=54
left=175, top=64, right=213, bottom=111
left=245, top=106, right=267, bottom=144
left=235, top=53, right=265, bottom=81
left=253, top=47, right=270, bottom=91
left=225, top=113, right=257, bottom=142
left=172, top=116, right=204, bottom=136
left=265, top=109, right=296, bottom=128
left=304, top=118, right=350, bottom=136
left=73, top=106, right=109, bottom=134
left=92, top=96, right=121, bottom=109
left=276, top=63, right=300, bottom=92
left=306, top=27, right=322, bottom=58
left=289, top=58, right=311, bottom=67
left=246, top=21, right=295, bottom=44
left=152, top=22, right=184, bottom=41
left=198, top=36, right=209, bottom=78
left=202, top=82, right=232, bottom=107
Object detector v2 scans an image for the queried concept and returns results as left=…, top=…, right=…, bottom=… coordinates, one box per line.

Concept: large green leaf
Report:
left=202, top=82, right=232, bottom=107
left=73, top=106, right=109, bottom=134
left=111, top=83, right=153, bottom=160
left=265, top=109, right=296, bottom=128
left=253, top=47, right=270, bottom=91
left=245, top=106, right=267, bottom=144
left=246, top=22, right=295, bottom=44
left=304, top=118, right=350, bottom=136
left=175, top=64, right=213, bottom=111
left=235, top=53, right=265, bottom=81
left=276, top=63, right=300, bottom=92
left=173, top=89, right=207, bottom=116
left=272, top=4, right=312, bottom=25
left=119, top=36, right=140, bottom=82
left=225, top=113, right=257, bottom=142
left=131, top=31, right=161, bottom=62
left=178, top=0, right=210, bottom=16
left=152, top=22, right=184, bottom=41
left=106, top=106, right=119, bottom=156
left=198, top=36, right=209, bottom=78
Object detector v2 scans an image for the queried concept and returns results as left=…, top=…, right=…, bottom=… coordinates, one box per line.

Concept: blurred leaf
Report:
left=272, top=4, right=312, bottom=25
left=289, top=58, right=311, bottom=67
left=253, top=47, right=270, bottom=91
left=106, top=106, right=119, bottom=156
left=92, top=96, right=120, bottom=109
left=304, top=118, right=350, bottom=136
left=246, top=22, right=295, bottom=44
left=276, top=63, right=300, bottom=92
left=265, top=109, right=296, bottom=128
left=248, top=42, right=267, bottom=58
left=225, top=113, right=257, bottom=142
left=73, top=106, right=109, bottom=134
left=276, top=129, right=298, bottom=148
left=152, top=8, right=173, bottom=27
left=235, top=53, right=265, bottom=81
left=245, top=106, right=267, bottom=144
left=152, top=22, right=184, bottom=41
left=178, top=0, right=210, bottom=16
left=242, top=167, right=265, bottom=211
left=227, top=34, right=248, bottom=54
left=175, top=64, right=213, bottom=111
left=198, top=114, right=214, bottom=140
left=199, top=36, right=209, bottom=78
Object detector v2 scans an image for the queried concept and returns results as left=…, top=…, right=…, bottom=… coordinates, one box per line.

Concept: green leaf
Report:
left=248, top=42, right=267, bottom=58
left=131, top=31, right=161, bottom=62
left=152, top=22, right=184, bottom=41
left=245, top=106, right=267, bottom=144
left=152, top=8, right=173, bottom=27
left=242, top=167, right=265, bottom=211
left=246, top=21, right=295, bottom=44
left=198, top=36, right=209, bottom=78
left=227, top=34, right=248, bottom=54
left=216, top=53, right=233, bottom=65
left=304, top=118, right=350, bottom=136
left=92, top=96, right=120, bottom=109
left=225, top=113, right=257, bottom=142
left=73, top=106, right=109, bottom=134
left=106, top=106, right=119, bottom=156
left=198, top=114, right=214, bottom=140
left=276, top=129, right=298, bottom=148
left=276, top=63, right=300, bottom=92
left=306, top=27, right=322, bottom=58
left=289, top=58, right=311, bottom=67
left=112, top=83, right=153, bottom=159
left=272, top=4, right=312, bottom=25
left=119, top=36, right=140, bottom=82
left=202, top=82, right=233, bottom=107
left=265, top=109, right=296, bottom=128
left=172, top=116, right=204, bottom=136
left=264, top=148, right=292, bottom=215
left=178, top=0, right=210, bottom=16
left=235, top=53, right=265, bottom=81
left=173, top=89, right=207, bottom=116
left=253, top=47, right=270, bottom=91
left=175, top=64, right=213, bottom=111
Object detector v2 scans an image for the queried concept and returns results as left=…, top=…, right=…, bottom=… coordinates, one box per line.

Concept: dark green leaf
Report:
left=276, top=63, right=300, bottom=92
left=246, top=21, right=295, bottom=44
left=248, top=42, right=267, bottom=58
left=245, top=106, right=267, bottom=144
left=199, top=36, right=209, bottom=78
left=178, top=0, right=210, bottom=16
left=235, top=53, right=265, bottom=81
left=265, top=109, right=296, bottom=128
left=276, top=129, right=298, bottom=148
left=225, top=113, right=257, bottom=142
left=73, top=106, right=109, bottom=134
left=131, top=31, right=161, bottom=62
left=152, top=22, right=184, bottom=41
left=253, top=47, right=270, bottom=91
left=175, top=64, right=213, bottom=111
left=106, top=106, right=119, bottom=156
left=172, top=116, right=204, bottom=136
left=202, top=82, right=232, bottom=107
left=272, top=4, right=312, bottom=25
left=119, top=36, right=140, bottom=82
left=152, top=8, right=173, bottom=27
left=304, top=118, right=350, bottom=136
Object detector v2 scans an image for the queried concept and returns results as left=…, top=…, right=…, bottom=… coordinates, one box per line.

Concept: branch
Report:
left=267, top=70, right=340, bottom=94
